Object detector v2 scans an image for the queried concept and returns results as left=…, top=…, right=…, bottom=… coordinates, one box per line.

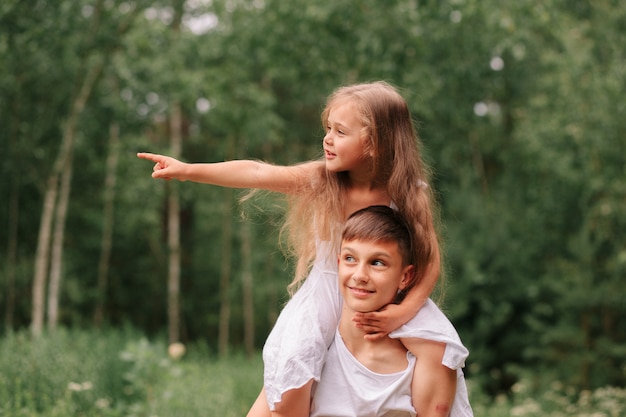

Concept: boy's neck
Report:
left=338, top=315, right=374, bottom=346
left=338, top=312, right=408, bottom=374
left=338, top=306, right=402, bottom=350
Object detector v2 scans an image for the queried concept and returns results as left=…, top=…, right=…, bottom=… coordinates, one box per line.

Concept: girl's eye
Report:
left=344, top=255, right=355, bottom=263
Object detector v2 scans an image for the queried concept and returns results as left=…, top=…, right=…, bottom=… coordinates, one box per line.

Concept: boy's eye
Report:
left=372, top=260, right=385, bottom=267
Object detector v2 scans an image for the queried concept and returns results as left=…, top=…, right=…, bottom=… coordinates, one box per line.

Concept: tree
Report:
left=94, top=119, right=121, bottom=327
left=30, top=0, right=144, bottom=335
left=164, top=0, right=186, bottom=347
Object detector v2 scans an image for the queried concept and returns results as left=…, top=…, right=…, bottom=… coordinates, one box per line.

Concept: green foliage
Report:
left=1, top=329, right=625, bottom=416
left=150, top=348, right=264, bottom=417
left=0, top=328, right=263, bottom=417
left=1, top=0, right=625, bottom=402
left=0, top=328, right=131, bottom=416
left=470, top=377, right=626, bottom=417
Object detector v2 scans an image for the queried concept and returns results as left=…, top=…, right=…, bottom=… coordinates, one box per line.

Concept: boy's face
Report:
left=338, top=238, right=414, bottom=313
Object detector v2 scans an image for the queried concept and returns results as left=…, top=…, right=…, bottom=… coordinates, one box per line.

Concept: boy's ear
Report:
left=398, top=265, right=415, bottom=291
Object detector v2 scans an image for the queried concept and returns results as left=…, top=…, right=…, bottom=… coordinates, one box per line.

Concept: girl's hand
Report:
left=137, top=152, right=187, bottom=181
left=353, top=303, right=409, bottom=341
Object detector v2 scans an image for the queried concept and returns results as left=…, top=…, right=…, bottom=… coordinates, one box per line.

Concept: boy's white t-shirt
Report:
left=310, top=300, right=475, bottom=417
left=310, top=328, right=416, bottom=417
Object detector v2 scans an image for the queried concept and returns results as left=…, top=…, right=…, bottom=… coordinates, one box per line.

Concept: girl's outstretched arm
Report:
left=137, top=152, right=318, bottom=194
left=353, top=241, right=440, bottom=340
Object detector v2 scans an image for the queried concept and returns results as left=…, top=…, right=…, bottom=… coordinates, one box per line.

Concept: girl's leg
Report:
left=247, top=381, right=314, bottom=417
left=246, top=387, right=271, bottom=417
left=272, top=380, right=314, bottom=417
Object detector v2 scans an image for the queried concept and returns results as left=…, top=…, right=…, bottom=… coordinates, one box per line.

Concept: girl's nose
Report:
left=323, top=131, right=333, bottom=145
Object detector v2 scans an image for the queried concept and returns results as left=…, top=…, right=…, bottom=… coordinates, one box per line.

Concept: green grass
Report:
left=1, top=328, right=624, bottom=416
left=0, top=328, right=262, bottom=417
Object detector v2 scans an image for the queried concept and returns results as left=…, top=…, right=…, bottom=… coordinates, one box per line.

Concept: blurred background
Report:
left=1, top=0, right=625, bottom=414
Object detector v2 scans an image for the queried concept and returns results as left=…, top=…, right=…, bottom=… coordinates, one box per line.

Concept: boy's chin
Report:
left=350, top=305, right=384, bottom=314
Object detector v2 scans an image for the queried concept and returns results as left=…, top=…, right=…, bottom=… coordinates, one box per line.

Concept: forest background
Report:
left=1, top=0, right=625, bottom=412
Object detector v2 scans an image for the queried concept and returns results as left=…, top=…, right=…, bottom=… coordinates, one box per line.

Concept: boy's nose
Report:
left=351, top=264, right=369, bottom=283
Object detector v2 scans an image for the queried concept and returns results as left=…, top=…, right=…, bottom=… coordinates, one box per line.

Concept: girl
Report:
left=138, top=81, right=457, bottom=417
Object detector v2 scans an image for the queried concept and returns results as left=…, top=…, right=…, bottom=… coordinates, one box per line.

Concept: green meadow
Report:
left=2, top=328, right=624, bottom=417
left=0, top=328, right=261, bottom=417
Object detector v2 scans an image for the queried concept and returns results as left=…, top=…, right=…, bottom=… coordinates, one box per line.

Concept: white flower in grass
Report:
left=168, top=342, right=186, bottom=360
left=68, top=382, right=83, bottom=392
left=95, top=398, right=111, bottom=409
left=67, top=381, right=93, bottom=392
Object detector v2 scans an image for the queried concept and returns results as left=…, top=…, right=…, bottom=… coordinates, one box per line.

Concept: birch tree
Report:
left=30, top=0, right=143, bottom=335
left=94, top=120, right=121, bottom=326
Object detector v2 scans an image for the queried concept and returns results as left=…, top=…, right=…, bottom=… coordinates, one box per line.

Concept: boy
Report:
left=309, top=206, right=473, bottom=417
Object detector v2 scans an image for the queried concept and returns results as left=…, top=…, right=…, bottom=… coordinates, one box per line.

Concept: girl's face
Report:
left=338, top=238, right=413, bottom=313
left=323, top=102, right=372, bottom=177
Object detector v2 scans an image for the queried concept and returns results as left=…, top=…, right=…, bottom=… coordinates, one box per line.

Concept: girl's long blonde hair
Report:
left=283, top=81, right=440, bottom=295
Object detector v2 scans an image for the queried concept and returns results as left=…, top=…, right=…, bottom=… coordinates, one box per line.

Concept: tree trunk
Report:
left=167, top=101, right=182, bottom=345
left=94, top=121, right=120, bottom=326
left=46, top=142, right=74, bottom=331
left=162, top=0, right=186, bottom=347
left=43, top=59, right=104, bottom=333
left=4, top=169, right=19, bottom=330
left=240, top=220, right=255, bottom=356
left=218, top=135, right=236, bottom=357
left=261, top=140, right=280, bottom=328
left=4, top=93, right=20, bottom=329
left=266, top=252, right=279, bottom=327
left=31, top=174, right=59, bottom=336
left=218, top=187, right=234, bottom=357
left=580, top=310, right=591, bottom=389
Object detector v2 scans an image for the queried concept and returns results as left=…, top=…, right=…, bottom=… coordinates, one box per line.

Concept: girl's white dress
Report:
left=263, top=241, right=341, bottom=409
left=262, top=241, right=472, bottom=415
